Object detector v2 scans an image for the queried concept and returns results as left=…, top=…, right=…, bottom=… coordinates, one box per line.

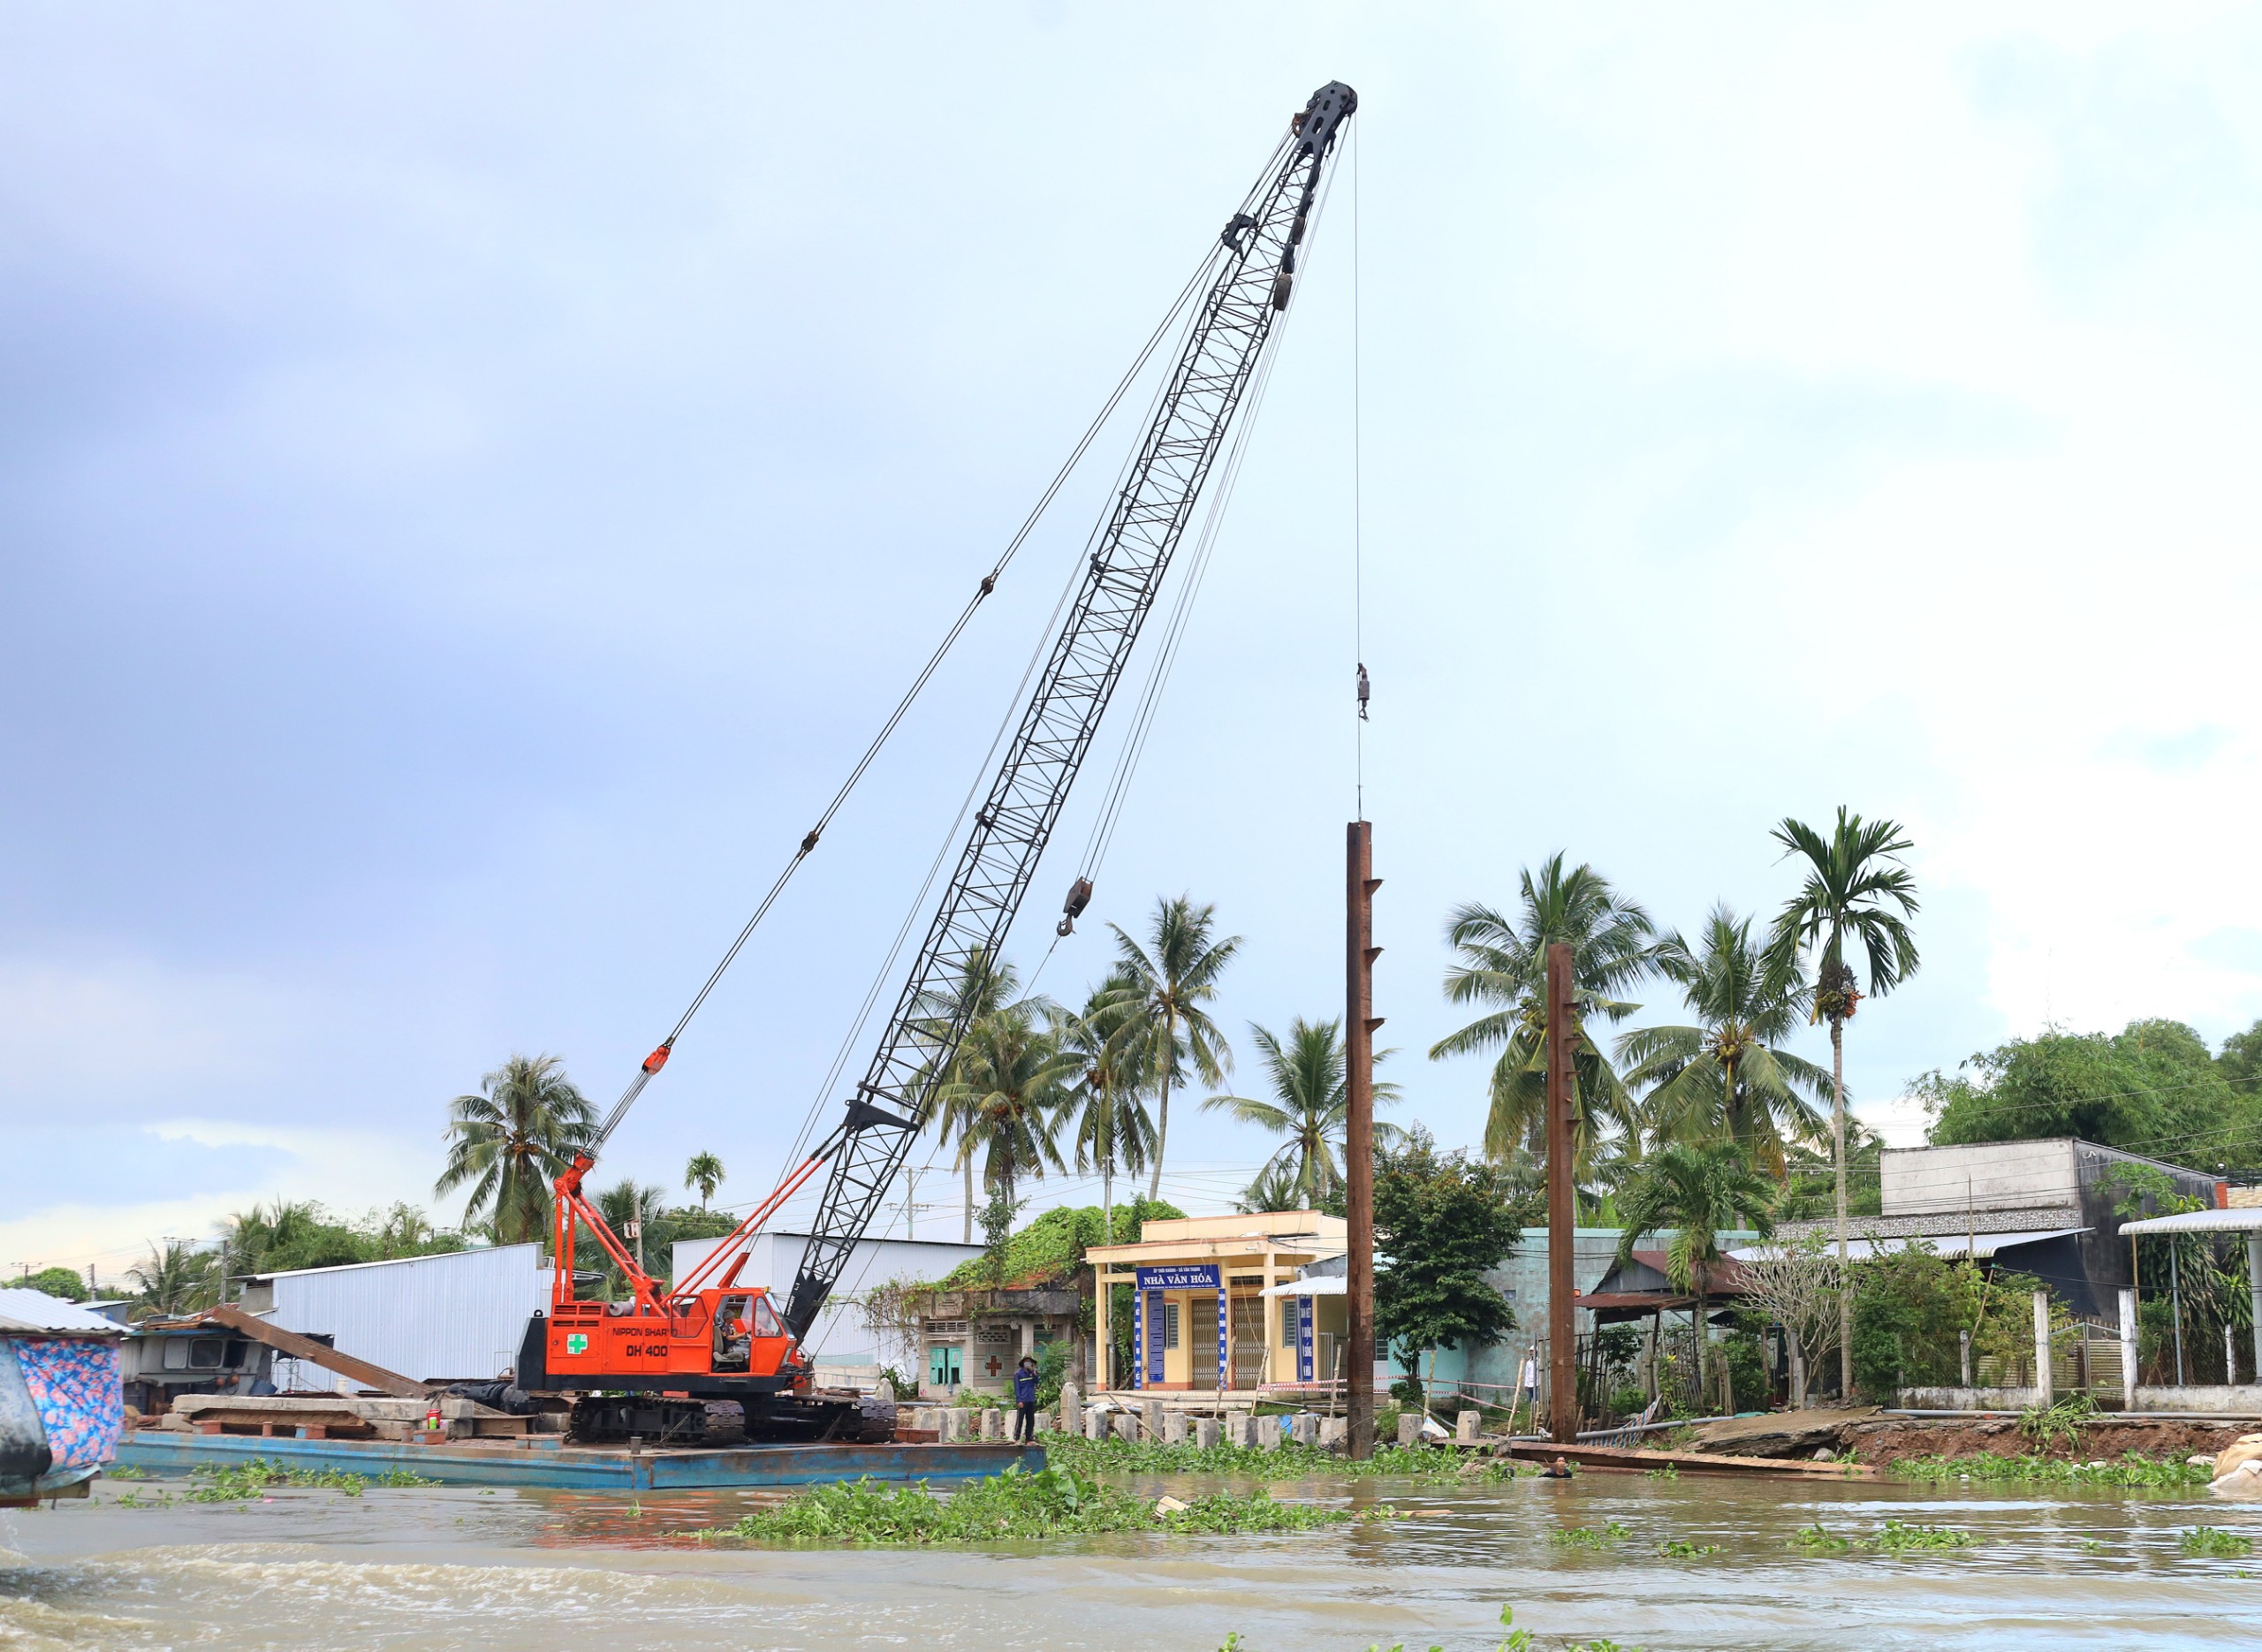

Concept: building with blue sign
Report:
left=1084, top=1211, right=1356, bottom=1394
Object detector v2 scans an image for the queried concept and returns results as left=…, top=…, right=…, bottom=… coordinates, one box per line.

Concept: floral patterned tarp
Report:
left=15, top=1339, right=125, bottom=1470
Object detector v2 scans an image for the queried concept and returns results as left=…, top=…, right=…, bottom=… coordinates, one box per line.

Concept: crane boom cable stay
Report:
left=585, top=232, right=1237, bottom=1156
left=782, top=85, right=1361, bottom=1341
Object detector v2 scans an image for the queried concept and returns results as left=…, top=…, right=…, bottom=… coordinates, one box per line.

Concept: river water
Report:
left=5, top=1466, right=2260, bottom=1651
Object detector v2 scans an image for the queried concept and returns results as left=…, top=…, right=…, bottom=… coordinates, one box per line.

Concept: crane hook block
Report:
left=1057, top=875, right=1094, bottom=936
left=641, top=1042, right=673, bottom=1076
left=800, top=827, right=821, bottom=855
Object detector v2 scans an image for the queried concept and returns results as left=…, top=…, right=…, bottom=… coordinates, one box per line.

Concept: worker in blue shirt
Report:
left=1013, top=1354, right=1040, bottom=1442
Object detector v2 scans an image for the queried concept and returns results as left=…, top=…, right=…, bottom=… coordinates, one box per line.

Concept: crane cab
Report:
left=541, top=1287, right=805, bottom=1383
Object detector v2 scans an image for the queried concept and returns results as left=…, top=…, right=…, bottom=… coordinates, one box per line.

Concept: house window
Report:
left=1164, top=1301, right=1180, bottom=1350
left=929, top=1345, right=963, bottom=1388
left=1279, top=1299, right=1298, bottom=1345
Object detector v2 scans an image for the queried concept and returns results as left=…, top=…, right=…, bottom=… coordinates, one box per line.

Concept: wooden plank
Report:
left=203, top=1302, right=430, bottom=1398
left=1504, top=1439, right=1875, bottom=1479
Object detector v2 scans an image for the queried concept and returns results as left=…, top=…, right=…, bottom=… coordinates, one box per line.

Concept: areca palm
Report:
left=1765, top=807, right=1920, bottom=1395
left=1612, top=1140, right=1777, bottom=1399
left=1428, top=853, right=1662, bottom=1176
left=1204, top=1017, right=1400, bottom=1209
left=435, top=1053, right=595, bottom=1245
left=1107, top=895, right=1241, bottom=1201
left=1059, top=972, right=1156, bottom=1248
left=1618, top=906, right=1832, bottom=1175
left=937, top=997, right=1078, bottom=1219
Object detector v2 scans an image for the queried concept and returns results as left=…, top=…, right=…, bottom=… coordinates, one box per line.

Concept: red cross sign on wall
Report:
left=985, top=1354, right=1003, bottom=1377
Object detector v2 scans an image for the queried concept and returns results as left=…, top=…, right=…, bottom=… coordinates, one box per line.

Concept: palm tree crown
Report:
left=1060, top=972, right=1156, bottom=1243
left=1764, top=808, right=1921, bottom=1021
left=937, top=995, right=1078, bottom=1210
left=683, top=1150, right=726, bottom=1209
left=1428, top=853, right=1662, bottom=1171
left=1107, top=895, right=1241, bottom=1201
left=435, top=1053, right=595, bottom=1245
left=1612, top=1140, right=1777, bottom=1395
left=1617, top=906, right=1831, bottom=1175
left=1204, top=1017, right=1400, bottom=1209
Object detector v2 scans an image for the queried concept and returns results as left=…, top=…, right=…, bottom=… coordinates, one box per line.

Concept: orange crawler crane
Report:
left=513, top=80, right=1357, bottom=1445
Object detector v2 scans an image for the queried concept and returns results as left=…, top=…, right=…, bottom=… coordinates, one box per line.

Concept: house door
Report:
left=1229, top=1292, right=1265, bottom=1389
left=929, top=1345, right=962, bottom=1391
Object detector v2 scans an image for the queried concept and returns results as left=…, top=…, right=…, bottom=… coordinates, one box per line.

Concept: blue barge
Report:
left=115, top=1428, right=1043, bottom=1491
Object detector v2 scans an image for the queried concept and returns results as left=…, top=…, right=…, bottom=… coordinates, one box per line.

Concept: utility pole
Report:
left=1545, top=941, right=1578, bottom=1445
left=1345, top=820, right=1381, bottom=1459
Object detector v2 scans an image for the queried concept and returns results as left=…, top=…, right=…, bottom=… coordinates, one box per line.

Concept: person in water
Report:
left=1540, top=1455, right=1575, bottom=1478
left=1013, top=1355, right=1040, bottom=1442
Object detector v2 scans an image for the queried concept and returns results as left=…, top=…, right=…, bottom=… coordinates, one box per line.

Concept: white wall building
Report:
left=239, top=1245, right=551, bottom=1388
left=673, top=1230, right=984, bottom=1373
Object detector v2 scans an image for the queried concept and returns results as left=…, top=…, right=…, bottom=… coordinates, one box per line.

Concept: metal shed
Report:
left=238, top=1245, right=551, bottom=1386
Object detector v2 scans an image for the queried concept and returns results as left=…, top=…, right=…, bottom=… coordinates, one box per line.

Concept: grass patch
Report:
left=1654, top=1538, right=1717, bottom=1557
left=183, top=1459, right=436, bottom=1501
left=1894, top=1451, right=2209, bottom=1488
left=1039, top=1434, right=1515, bottom=1482
left=1548, top=1520, right=1631, bottom=1549
left=2180, top=1525, right=2255, bottom=1558
left=695, top=1463, right=1363, bottom=1546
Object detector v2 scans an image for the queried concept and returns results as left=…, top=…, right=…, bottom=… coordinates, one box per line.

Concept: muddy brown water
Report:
left=5, top=1466, right=2261, bottom=1650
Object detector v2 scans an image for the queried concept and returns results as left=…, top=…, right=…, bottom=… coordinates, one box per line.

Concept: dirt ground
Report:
left=1841, top=1414, right=2252, bottom=1466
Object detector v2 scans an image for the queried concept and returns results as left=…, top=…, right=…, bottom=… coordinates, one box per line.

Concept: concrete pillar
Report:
left=2119, top=1288, right=2139, bottom=1406
left=2248, top=1235, right=2262, bottom=1386
left=1319, top=1416, right=1347, bottom=1451
left=1957, top=1330, right=1970, bottom=1391
left=945, top=1409, right=971, bottom=1443
left=1113, top=1411, right=1141, bottom=1444
left=1195, top=1417, right=1220, bottom=1450
left=1143, top=1398, right=1164, bottom=1440
left=2033, top=1289, right=2053, bottom=1410
left=980, top=1407, right=1005, bottom=1442
left=1058, top=1383, right=1081, bottom=1433
left=1455, top=1410, right=1481, bottom=1443
left=1397, top=1412, right=1421, bottom=1447
left=1084, top=1406, right=1107, bottom=1442
left=1162, top=1412, right=1188, bottom=1445
left=1293, top=1413, right=1319, bottom=1449
left=1231, top=1413, right=1258, bottom=1449
left=1263, top=1413, right=1287, bottom=1450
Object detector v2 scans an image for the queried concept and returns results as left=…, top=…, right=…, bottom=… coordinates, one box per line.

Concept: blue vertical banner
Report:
left=1217, top=1290, right=1228, bottom=1389
left=1296, top=1295, right=1315, bottom=1382
left=1130, top=1289, right=1143, bottom=1391
left=1144, top=1292, right=1166, bottom=1386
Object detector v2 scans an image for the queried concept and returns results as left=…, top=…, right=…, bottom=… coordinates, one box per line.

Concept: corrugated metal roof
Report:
left=0, top=1288, right=126, bottom=1335
left=1727, top=1227, right=2088, bottom=1263
left=262, top=1243, right=550, bottom=1383
left=2118, top=1209, right=2262, bottom=1235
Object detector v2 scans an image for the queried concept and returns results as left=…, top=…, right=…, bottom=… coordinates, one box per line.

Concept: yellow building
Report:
left=1084, top=1211, right=1347, bottom=1394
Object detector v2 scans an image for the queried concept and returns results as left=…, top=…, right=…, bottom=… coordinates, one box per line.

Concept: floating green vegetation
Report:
left=1226, top=1604, right=1644, bottom=1652
left=696, top=1463, right=1362, bottom=1546
left=182, top=1459, right=436, bottom=1501
left=102, top=1465, right=148, bottom=1481
left=1040, top=1435, right=1515, bottom=1482
left=1894, top=1452, right=2209, bottom=1488
left=1641, top=1463, right=1679, bottom=1481
left=1788, top=1522, right=1851, bottom=1552
left=1549, top=1520, right=1632, bottom=1549
left=2180, top=1526, right=2255, bottom=1558
left=1654, top=1538, right=1718, bottom=1557
left=1872, top=1519, right=1975, bottom=1552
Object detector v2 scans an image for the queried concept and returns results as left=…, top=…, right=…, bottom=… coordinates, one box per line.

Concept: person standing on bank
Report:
left=1013, top=1355, right=1040, bottom=1442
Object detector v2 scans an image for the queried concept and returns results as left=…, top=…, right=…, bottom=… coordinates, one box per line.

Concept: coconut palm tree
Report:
left=1765, top=807, right=1920, bottom=1395
left=1618, top=906, right=1832, bottom=1174
left=1108, top=896, right=1241, bottom=1201
left=920, top=951, right=1021, bottom=1240
left=1059, top=972, right=1155, bottom=1249
left=683, top=1150, right=725, bottom=1209
left=1236, top=1160, right=1306, bottom=1215
left=937, top=997, right=1078, bottom=1220
left=435, top=1053, right=596, bottom=1246
left=1204, top=1017, right=1401, bottom=1209
left=595, top=1178, right=667, bottom=1281
left=1427, top=853, right=1663, bottom=1177
left=1612, top=1140, right=1777, bottom=1399
left=127, top=1239, right=218, bottom=1318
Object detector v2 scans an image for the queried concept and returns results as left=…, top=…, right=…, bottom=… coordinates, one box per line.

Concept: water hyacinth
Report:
left=696, top=1463, right=1362, bottom=1545
left=1894, top=1452, right=2209, bottom=1487
left=1039, top=1434, right=1518, bottom=1482
left=183, top=1459, right=436, bottom=1501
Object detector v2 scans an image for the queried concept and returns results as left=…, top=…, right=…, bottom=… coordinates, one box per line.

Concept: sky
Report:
left=8, top=4, right=2262, bottom=1282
